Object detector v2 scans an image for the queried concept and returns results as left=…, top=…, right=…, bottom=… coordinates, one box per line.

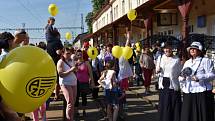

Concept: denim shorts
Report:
left=105, top=89, right=119, bottom=105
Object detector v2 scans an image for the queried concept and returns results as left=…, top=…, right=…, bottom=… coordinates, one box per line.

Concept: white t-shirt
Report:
left=103, top=70, right=116, bottom=89
left=58, top=59, right=77, bottom=86
left=118, top=56, right=133, bottom=81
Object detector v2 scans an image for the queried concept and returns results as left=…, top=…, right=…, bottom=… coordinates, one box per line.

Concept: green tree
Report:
left=92, top=0, right=106, bottom=12
left=85, top=0, right=106, bottom=33
left=85, top=12, right=93, bottom=33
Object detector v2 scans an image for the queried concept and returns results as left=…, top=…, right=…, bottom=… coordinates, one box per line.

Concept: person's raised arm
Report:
left=125, top=30, right=131, bottom=46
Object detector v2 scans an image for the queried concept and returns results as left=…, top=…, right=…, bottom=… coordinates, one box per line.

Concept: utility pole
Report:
left=81, top=14, right=84, bottom=33
left=22, top=23, right=25, bottom=29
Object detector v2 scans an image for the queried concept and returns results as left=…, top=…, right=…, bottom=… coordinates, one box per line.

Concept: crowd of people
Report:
left=0, top=17, right=214, bottom=121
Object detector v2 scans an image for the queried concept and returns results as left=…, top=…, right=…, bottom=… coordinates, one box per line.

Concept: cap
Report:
left=187, top=41, right=203, bottom=51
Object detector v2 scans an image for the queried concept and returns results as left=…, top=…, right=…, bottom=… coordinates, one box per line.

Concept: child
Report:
left=32, top=103, right=46, bottom=121
left=31, top=43, right=47, bottom=121
left=98, top=60, right=124, bottom=121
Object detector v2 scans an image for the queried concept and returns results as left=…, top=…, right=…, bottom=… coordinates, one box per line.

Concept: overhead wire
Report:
left=57, top=0, right=81, bottom=42
left=0, top=16, right=17, bottom=29
left=16, top=0, right=43, bottom=24
left=23, top=0, right=45, bottom=37
left=73, top=0, right=81, bottom=37
left=16, top=0, right=45, bottom=42
left=25, top=0, right=44, bottom=22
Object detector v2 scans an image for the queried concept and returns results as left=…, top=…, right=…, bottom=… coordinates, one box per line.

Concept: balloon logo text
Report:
left=26, top=76, right=56, bottom=98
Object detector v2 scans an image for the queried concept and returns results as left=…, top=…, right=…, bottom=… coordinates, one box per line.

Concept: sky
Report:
left=0, top=0, right=92, bottom=44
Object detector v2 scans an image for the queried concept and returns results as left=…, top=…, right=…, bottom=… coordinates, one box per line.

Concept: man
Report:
left=45, top=17, right=63, bottom=100
left=14, top=29, right=29, bottom=46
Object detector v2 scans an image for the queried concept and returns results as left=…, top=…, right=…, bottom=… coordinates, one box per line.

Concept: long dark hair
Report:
left=106, top=60, right=115, bottom=69
left=61, top=47, right=71, bottom=61
left=0, top=32, right=14, bottom=50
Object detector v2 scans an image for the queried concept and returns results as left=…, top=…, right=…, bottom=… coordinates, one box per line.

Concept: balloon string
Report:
left=131, top=21, right=132, bottom=33
left=130, top=21, right=132, bottom=44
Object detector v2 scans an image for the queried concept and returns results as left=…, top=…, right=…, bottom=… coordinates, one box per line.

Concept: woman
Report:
left=117, top=30, right=133, bottom=113
left=139, top=47, right=155, bottom=95
left=156, top=42, right=182, bottom=121
left=179, top=41, right=215, bottom=121
left=74, top=50, right=94, bottom=116
left=57, top=48, right=77, bottom=121
left=104, top=44, right=114, bottom=65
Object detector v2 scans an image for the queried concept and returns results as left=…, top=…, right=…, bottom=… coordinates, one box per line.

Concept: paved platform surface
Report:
left=26, top=84, right=159, bottom=121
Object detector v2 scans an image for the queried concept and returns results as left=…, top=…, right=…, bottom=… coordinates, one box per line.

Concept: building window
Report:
left=157, top=13, right=178, bottom=26
left=99, top=20, right=101, bottom=28
left=116, top=5, right=118, bottom=19
left=107, top=14, right=109, bottom=24
left=122, top=0, right=125, bottom=14
left=102, top=17, right=105, bottom=26
left=129, top=0, right=132, bottom=9
left=197, top=15, right=206, bottom=28
left=137, top=0, right=141, bottom=6
left=114, top=7, right=116, bottom=20
left=110, top=10, right=113, bottom=22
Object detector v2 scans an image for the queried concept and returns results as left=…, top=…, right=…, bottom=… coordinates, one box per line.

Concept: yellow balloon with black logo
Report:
left=48, top=4, right=59, bottom=16
left=122, top=46, right=133, bottom=60
left=87, top=47, right=98, bottom=60
left=0, top=46, right=57, bottom=113
left=112, top=46, right=122, bottom=59
left=127, top=9, right=137, bottom=21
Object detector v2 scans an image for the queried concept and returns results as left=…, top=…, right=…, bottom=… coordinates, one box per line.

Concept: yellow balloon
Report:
left=122, top=46, right=133, bottom=60
left=87, top=47, right=98, bottom=60
left=136, top=47, right=141, bottom=52
left=127, top=9, right=137, bottom=21
left=112, top=46, right=122, bottom=59
left=65, top=32, right=72, bottom=40
left=135, top=42, right=140, bottom=48
left=0, top=46, right=57, bottom=113
left=48, top=4, right=59, bottom=16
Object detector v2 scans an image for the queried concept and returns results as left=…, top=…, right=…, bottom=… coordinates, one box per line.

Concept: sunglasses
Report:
left=65, top=52, right=71, bottom=55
